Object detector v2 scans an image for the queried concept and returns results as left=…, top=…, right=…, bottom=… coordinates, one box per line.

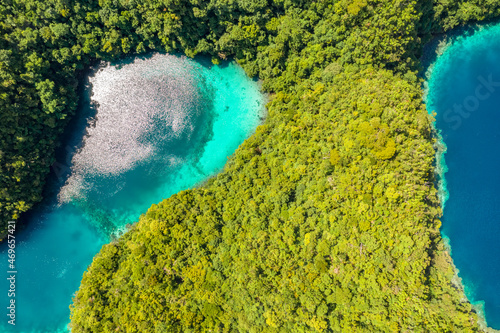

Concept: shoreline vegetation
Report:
left=1, top=0, right=500, bottom=331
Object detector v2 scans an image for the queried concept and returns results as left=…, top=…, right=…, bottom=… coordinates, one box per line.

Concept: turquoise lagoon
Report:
left=425, top=24, right=500, bottom=329
left=0, top=54, right=265, bottom=332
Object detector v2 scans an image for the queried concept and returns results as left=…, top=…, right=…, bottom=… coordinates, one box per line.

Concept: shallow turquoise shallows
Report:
left=425, top=25, right=500, bottom=329
left=0, top=53, right=265, bottom=333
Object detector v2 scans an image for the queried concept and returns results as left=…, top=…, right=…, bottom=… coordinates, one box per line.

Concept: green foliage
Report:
left=70, top=67, right=481, bottom=332
left=432, top=0, right=500, bottom=31
left=0, top=0, right=494, bottom=331
left=329, top=149, right=340, bottom=166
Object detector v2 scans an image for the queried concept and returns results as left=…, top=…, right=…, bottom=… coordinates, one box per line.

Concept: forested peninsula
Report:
left=2, top=0, right=499, bottom=331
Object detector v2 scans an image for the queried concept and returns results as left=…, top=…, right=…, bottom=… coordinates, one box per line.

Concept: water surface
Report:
left=425, top=24, right=500, bottom=329
left=0, top=53, right=265, bottom=332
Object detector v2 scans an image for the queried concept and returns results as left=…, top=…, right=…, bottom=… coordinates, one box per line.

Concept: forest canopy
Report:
left=1, top=0, right=499, bottom=332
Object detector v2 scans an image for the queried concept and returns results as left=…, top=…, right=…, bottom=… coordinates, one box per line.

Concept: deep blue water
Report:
left=0, top=54, right=265, bottom=332
left=426, top=25, right=500, bottom=329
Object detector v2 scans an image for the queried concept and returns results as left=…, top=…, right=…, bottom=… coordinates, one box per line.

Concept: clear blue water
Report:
left=426, top=25, right=500, bottom=329
left=0, top=53, right=265, bottom=332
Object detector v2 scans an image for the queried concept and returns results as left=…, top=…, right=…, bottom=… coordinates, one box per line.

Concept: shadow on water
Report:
left=16, top=65, right=100, bottom=238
